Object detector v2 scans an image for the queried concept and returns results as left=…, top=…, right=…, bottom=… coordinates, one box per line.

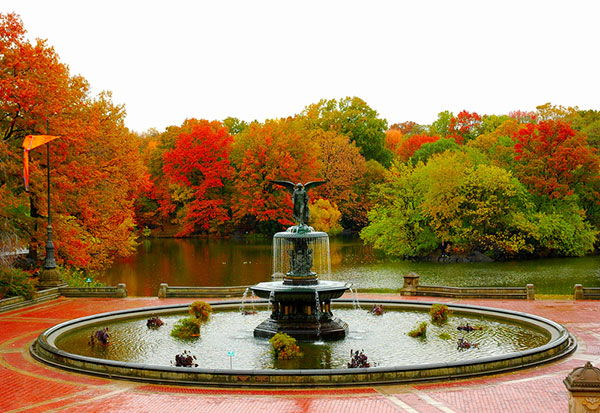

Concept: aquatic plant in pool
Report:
left=269, top=332, right=302, bottom=360
left=430, top=303, right=451, bottom=323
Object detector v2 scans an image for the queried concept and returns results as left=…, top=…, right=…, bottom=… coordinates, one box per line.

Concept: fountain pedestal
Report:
left=251, top=227, right=349, bottom=341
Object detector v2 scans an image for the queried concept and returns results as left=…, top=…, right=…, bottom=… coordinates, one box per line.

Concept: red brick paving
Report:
left=0, top=295, right=599, bottom=412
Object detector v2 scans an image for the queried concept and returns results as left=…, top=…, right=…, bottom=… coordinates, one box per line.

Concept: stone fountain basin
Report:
left=31, top=299, right=576, bottom=387
left=251, top=280, right=348, bottom=302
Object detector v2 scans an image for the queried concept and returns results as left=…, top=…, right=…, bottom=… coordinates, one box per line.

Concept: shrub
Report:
left=60, top=267, right=105, bottom=287
left=0, top=266, right=37, bottom=300
left=170, top=317, right=201, bottom=339
left=190, top=301, right=212, bottom=321
left=430, top=304, right=451, bottom=323
left=408, top=321, right=427, bottom=338
left=269, top=332, right=303, bottom=360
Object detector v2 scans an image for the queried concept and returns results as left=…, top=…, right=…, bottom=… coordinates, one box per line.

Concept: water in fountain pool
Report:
left=55, top=308, right=549, bottom=370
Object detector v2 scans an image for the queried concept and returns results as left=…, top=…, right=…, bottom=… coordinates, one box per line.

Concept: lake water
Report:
left=101, top=237, right=600, bottom=297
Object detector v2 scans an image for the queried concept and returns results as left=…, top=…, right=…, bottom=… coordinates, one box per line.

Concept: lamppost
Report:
left=23, top=122, right=64, bottom=289
left=38, top=137, right=63, bottom=288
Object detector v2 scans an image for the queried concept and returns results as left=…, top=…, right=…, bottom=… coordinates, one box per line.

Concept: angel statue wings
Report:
left=270, top=180, right=327, bottom=228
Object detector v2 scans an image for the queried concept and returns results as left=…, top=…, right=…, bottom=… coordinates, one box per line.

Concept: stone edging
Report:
left=31, top=299, right=576, bottom=387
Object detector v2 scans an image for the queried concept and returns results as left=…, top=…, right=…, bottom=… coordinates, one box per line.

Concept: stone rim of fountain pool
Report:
left=31, top=298, right=576, bottom=387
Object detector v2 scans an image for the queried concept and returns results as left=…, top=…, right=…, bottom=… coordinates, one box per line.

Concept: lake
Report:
left=101, top=237, right=600, bottom=297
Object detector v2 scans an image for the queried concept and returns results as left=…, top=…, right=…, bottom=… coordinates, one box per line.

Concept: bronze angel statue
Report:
left=270, top=180, right=327, bottom=227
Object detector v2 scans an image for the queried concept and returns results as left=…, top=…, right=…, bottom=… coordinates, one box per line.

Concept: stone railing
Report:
left=574, top=284, right=600, bottom=300
left=0, top=287, right=61, bottom=313
left=158, top=283, right=251, bottom=298
left=0, top=283, right=127, bottom=313
left=401, top=273, right=535, bottom=300
left=59, top=283, right=127, bottom=298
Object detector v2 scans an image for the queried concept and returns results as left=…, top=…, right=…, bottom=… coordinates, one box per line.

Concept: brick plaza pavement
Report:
left=1, top=295, right=598, bottom=412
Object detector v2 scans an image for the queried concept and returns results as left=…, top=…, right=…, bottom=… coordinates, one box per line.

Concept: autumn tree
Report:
left=309, top=199, right=342, bottom=235
left=0, top=13, right=87, bottom=141
left=162, top=120, right=233, bottom=236
left=385, top=129, right=404, bottom=156
left=308, top=129, right=367, bottom=228
left=395, top=134, right=439, bottom=163
left=447, top=110, right=483, bottom=144
left=230, top=118, right=321, bottom=232
left=389, top=121, right=425, bottom=135
left=346, top=159, right=386, bottom=231
left=222, top=117, right=249, bottom=135
left=0, top=13, right=148, bottom=270
left=300, top=97, right=392, bottom=167
left=535, top=102, right=578, bottom=122
left=513, top=120, right=600, bottom=200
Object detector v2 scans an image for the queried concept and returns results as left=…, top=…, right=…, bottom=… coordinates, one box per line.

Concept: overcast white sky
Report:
left=3, top=1, right=599, bottom=133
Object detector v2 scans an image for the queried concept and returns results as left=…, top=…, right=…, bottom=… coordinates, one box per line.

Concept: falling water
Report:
left=272, top=232, right=330, bottom=278
left=250, top=290, right=257, bottom=313
left=239, top=288, right=250, bottom=313
left=268, top=290, right=275, bottom=312
left=314, top=291, right=321, bottom=337
left=348, top=284, right=362, bottom=310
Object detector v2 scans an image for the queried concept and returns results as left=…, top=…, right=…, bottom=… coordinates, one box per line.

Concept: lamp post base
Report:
left=37, top=267, right=65, bottom=290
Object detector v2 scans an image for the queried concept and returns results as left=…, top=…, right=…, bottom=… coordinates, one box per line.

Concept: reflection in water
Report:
left=102, top=237, right=600, bottom=296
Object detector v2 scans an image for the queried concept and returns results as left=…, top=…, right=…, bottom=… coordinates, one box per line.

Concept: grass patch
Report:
left=60, top=267, right=106, bottom=287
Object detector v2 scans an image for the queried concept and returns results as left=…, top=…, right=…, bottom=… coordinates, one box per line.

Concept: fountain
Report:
left=250, top=179, right=349, bottom=340
left=29, top=179, right=577, bottom=386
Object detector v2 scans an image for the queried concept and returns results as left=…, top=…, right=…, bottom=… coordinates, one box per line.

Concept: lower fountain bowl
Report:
left=30, top=299, right=576, bottom=387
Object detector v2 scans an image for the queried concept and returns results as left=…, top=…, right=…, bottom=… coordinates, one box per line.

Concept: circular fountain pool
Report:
left=31, top=299, right=575, bottom=386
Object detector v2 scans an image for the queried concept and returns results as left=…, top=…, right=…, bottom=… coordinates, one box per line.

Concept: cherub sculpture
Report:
left=270, top=180, right=327, bottom=227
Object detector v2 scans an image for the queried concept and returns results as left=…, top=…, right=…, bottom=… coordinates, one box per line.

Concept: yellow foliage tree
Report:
left=309, top=199, right=342, bottom=235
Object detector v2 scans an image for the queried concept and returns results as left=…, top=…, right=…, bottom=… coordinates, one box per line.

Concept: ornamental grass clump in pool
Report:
left=408, top=321, right=427, bottom=338
left=170, top=301, right=212, bottom=339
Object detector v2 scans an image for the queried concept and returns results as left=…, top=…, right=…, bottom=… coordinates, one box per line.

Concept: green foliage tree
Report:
left=300, top=97, right=392, bottom=167
left=410, top=138, right=460, bottom=165
left=429, top=111, right=453, bottom=137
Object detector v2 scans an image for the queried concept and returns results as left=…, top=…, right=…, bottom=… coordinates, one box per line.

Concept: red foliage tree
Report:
left=513, top=120, right=600, bottom=200
left=162, top=120, right=233, bottom=236
left=448, top=110, right=483, bottom=144
left=395, top=134, right=439, bottom=162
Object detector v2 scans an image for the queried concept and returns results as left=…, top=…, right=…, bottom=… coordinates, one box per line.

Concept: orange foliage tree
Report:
left=385, top=129, right=404, bottom=156
left=309, top=129, right=367, bottom=226
left=230, top=118, right=321, bottom=232
left=0, top=13, right=148, bottom=270
left=162, top=120, right=233, bottom=236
